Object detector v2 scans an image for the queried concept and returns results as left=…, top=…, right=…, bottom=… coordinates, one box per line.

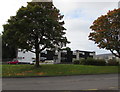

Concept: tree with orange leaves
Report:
left=89, top=8, right=120, bottom=58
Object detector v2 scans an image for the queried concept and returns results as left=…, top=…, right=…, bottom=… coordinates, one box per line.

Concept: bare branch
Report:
left=29, top=50, right=35, bottom=53
left=39, top=45, right=47, bottom=52
left=110, top=49, right=120, bottom=58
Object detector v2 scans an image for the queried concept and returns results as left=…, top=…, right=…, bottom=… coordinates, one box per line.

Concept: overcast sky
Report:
left=0, top=0, right=119, bottom=55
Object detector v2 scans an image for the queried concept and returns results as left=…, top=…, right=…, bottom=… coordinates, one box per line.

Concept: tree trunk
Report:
left=35, top=49, right=40, bottom=68
left=35, top=36, right=40, bottom=68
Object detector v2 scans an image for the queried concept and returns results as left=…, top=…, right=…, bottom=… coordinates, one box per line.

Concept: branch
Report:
left=116, top=49, right=120, bottom=58
left=39, top=45, right=47, bottom=52
left=29, top=50, right=35, bottom=53
left=110, top=49, right=120, bottom=58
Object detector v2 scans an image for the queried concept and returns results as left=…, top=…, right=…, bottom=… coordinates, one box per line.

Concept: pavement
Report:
left=2, top=74, right=119, bottom=90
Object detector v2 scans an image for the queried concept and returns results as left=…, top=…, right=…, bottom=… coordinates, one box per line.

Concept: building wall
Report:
left=95, top=54, right=120, bottom=62
left=17, top=49, right=96, bottom=63
left=75, top=50, right=95, bottom=60
left=17, top=50, right=35, bottom=62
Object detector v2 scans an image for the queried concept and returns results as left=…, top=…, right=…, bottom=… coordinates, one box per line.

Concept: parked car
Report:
left=18, top=61, right=30, bottom=64
left=7, top=59, right=30, bottom=64
left=30, top=61, right=35, bottom=65
left=40, top=57, right=47, bottom=62
left=30, top=57, right=47, bottom=65
left=7, top=59, right=19, bottom=64
left=44, top=60, right=54, bottom=63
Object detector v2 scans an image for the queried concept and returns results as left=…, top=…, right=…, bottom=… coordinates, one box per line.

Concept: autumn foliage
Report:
left=89, top=8, right=120, bottom=58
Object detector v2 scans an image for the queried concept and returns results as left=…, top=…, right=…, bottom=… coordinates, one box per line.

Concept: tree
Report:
left=89, top=8, right=120, bottom=58
left=61, top=47, right=71, bottom=51
left=2, top=2, right=69, bottom=67
left=2, top=37, right=17, bottom=61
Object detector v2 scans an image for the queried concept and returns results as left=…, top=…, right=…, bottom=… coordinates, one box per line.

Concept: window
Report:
left=18, top=57, right=25, bottom=59
left=90, top=53, right=94, bottom=56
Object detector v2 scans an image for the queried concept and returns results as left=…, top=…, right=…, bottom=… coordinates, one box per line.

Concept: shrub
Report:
left=107, top=59, right=119, bottom=66
left=79, top=58, right=86, bottom=65
left=85, top=58, right=97, bottom=65
left=73, top=59, right=80, bottom=64
left=80, top=58, right=106, bottom=66
left=74, top=58, right=106, bottom=66
left=96, top=59, right=106, bottom=66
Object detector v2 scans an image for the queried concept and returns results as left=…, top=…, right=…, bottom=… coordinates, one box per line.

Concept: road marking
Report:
left=110, top=87, right=116, bottom=88
left=84, top=89, right=98, bottom=90
left=109, top=86, right=117, bottom=89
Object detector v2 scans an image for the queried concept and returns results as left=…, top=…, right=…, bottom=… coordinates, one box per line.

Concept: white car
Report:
left=44, top=60, right=54, bottom=63
left=30, top=61, right=35, bottom=65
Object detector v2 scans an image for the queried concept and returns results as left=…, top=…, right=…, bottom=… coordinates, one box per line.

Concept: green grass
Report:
left=2, top=64, right=119, bottom=77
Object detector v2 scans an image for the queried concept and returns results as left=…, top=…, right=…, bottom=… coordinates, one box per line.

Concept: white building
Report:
left=95, top=53, right=120, bottom=62
left=32, top=0, right=52, bottom=2
left=118, top=1, right=120, bottom=8
left=17, top=50, right=35, bottom=63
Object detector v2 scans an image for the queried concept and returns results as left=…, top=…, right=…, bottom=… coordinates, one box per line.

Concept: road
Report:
left=2, top=74, right=119, bottom=90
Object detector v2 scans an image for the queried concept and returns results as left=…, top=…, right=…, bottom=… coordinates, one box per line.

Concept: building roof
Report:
left=75, top=50, right=95, bottom=53
left=32, top=0, right=52, bottom=2
left=96, top=53, right=114, bottom=57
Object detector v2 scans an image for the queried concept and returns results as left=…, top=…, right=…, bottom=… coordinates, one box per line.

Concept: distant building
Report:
left=17, top=49, right=95, bottom=64
left=17, top=50, right=35, bottom=62
left=95, top=53, right=120, bottom=62
left=73, top=50, right=95, bottom=60
left=17, top=50, right=54, bottom=63
left=118, top=1, right=120, bottom=8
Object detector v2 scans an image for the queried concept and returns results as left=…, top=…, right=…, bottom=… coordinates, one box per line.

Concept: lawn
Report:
left=2, top=64, right=119, bottom=77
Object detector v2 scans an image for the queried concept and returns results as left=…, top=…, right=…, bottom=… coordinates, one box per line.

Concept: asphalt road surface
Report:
left=2, top=74, right=119, bottom=90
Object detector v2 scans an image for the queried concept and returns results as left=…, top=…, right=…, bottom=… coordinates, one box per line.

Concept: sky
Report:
left=0, top=0, right=119, bottom=55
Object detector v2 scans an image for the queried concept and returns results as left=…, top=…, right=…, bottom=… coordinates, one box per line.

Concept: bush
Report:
left=73, top=59, right=80, bottom=64
left=79, top=58, right=106, bottom=66
left=85, top=58, right=96, bottom=65
left=80, top=58, right=86, bottom=65
left=107, top=59, right=119, bottom=66
left=95, top=59, right=106, bottom=66
left=74, top=58, right=106, bottom=66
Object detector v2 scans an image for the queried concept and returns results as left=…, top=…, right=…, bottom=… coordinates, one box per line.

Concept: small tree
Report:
left=3, top=2, right=69, bottom=67
left=89, top=8, right=120, bottom=58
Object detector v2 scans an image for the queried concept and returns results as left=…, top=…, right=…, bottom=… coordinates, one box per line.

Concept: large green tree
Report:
left=3, top=2, right=69, bottom=67
left=2, top=37, right=17, bottom=61
left=89, top=8, right=120, bottom=58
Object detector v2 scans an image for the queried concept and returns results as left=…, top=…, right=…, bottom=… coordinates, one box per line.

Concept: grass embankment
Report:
left=2, top=64, right=119, bottom=77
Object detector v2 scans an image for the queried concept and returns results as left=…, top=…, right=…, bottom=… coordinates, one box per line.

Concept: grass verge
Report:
left=2, top=64, right=119, bottom=77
